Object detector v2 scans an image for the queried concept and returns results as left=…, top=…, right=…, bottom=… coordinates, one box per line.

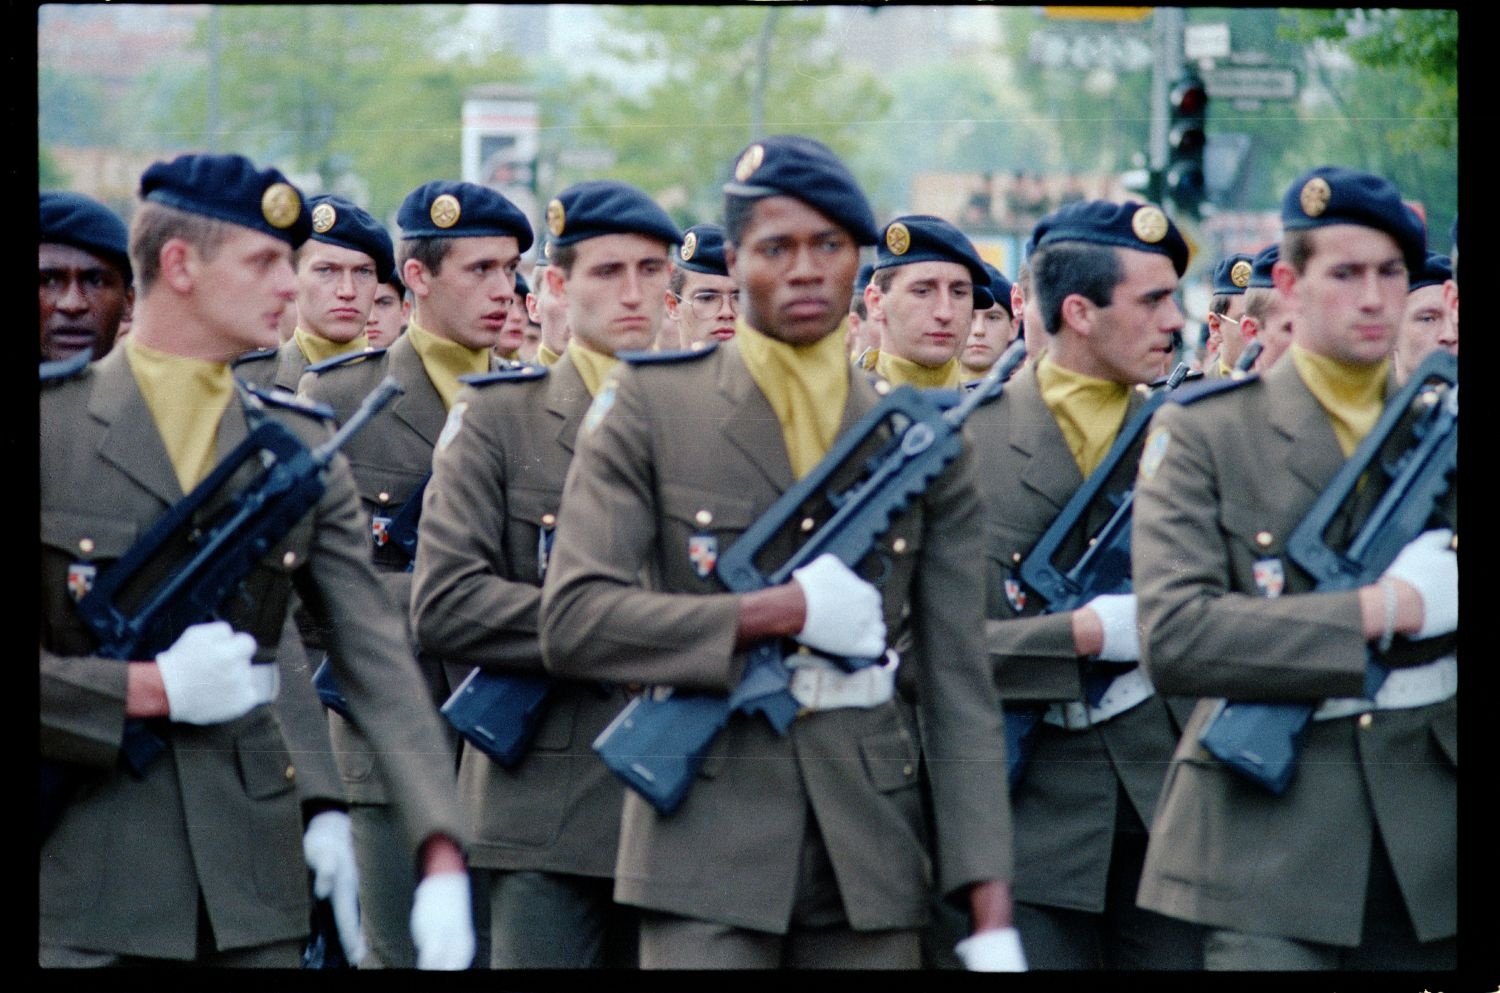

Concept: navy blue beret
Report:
left=398, top=180, right=534, bottom=250
left=306, top=194, right=395, bottom=282
left=1281, top=166, right=1426, bottom=271
left=674, top=223, right=729, bottom=276
left=39, top=191, right=132, bottom=283
left=1210, top=253, right=1255, bottom=296
left=981, top=262, right=1013, bottom=316
left=1247, top=244, right=1279, bottom=290
left=515, top=270, right=530, bottom=298
left=382, top=270, right=405, bottom=296
left=854, top=261, right=875, bottom=296
left=543, top=179, right=679, bottom=249
left=1409, top=252, right=1452, bottom=292
left=874, top=215, right=994, bottom=309
left=723, top=135, right=879, bottom=246
left=140, top=153, right=311, bottom=247
left=1030, top=199, right=1189, bottom=277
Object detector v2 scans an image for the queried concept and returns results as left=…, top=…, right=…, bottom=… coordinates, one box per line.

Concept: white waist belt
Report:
left=788, top=651, right=899, bottom=712
left=1042, top=665, right=1155, bottom=731
left=1312, top=653, right=1457, bottom=721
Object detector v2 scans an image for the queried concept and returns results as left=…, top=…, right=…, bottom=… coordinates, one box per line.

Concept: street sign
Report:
left=1185, top=23, right=1230, bottom=61
left=1202, top=66, right=1298, bottom=101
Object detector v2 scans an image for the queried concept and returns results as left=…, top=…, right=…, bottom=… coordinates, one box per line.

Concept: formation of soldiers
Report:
left=39, top=137, right=1458, bottom=973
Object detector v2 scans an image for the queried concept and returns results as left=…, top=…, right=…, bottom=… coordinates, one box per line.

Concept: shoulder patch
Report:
left=230, top=347, right=279, bottom=369
left=619, top=341, right=718, bottom=366
left=39, top=350, right=91, bottom=385
left=1168, top=373, right=1259, bottom=406
left=304, top=348, right=388, bottom=376
left=459, top=364, right=549, bottom=387
left=244, top=383, right=336, bottom=420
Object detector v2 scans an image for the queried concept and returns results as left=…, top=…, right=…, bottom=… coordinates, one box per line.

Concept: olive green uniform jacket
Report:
left=232, top=337, right=312, bottom=394
left=39, top=348, right=465, bottom=959
left=539, top=341, right=1013, bottom=934
left=411, top=354, right=628, bottom=876
left=1132, top=357, right=1456, bottom=946
left=966, top=360, right=1191, bottom=913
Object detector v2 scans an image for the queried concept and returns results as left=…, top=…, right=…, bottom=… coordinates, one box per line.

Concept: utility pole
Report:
left=1148, top=7, right=1184, bottom=205
left=750, top=8, right=780, bottom=141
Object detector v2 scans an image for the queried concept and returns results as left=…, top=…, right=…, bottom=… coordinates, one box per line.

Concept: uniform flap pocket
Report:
left=351, top=465, right=428, bottom=514
left=660, top=483, right=758, bottom=532
left=508, top=485, right=561, bottom=527
left=859, top=725, right=920, bottom=793
left=235, top=720, right=298, bottom=800
left=40, top=509, right=139, bottom=559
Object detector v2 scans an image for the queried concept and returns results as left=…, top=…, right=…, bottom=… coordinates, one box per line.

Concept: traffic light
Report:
left=1166, top=73, right=1209, bottom=219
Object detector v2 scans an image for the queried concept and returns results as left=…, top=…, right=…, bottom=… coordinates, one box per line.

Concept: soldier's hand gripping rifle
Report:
left=593, top=339, right=1029, bottom=815
left=42, top=378, right=403, bottom=841
left=1198, top=350, right=1457, bottom=794
left=1002, top=363, right=1192, bottom=789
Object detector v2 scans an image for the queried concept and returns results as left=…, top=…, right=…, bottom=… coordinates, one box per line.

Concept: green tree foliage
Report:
left=39, top=146, right=70, bottom=188
left=563, top=6, right=892, bottom=226
left=135, top=6, right=531, bottom=221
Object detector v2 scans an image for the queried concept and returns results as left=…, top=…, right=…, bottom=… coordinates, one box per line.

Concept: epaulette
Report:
left=1167, top=373, right=1259, bottom=406
left=459, top=364, right=549, bottom=387
left=231, top=347, right=278, bottom=368
left=619, top=341, right=718, bottom=365
left=39, top=349, right=91, bottom=385
left=304, top=348, right=388, bottom=376
left=244, top=383, right=336, bottom=420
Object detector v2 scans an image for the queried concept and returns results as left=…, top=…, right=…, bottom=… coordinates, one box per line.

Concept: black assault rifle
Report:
left=1002, top=363, right=1191, bottom=789
left=1197, top=350, right=1457, bottom=794
left=592, top=339, right=1029, bottom=815
left=42, top=378, right=403, bottom=841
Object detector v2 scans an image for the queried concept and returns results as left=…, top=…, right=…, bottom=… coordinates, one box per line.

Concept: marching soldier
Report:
left=365, top=272, right=409, bottom=350
left=1133, top=166, right=1455, bottom=971
left=298, top=178, right=533, bottom=968
left=1395, top=251, right=1457, bottom=383
left=526, top=245, right=572, bottom=366
left=412, top=179, right=682, bottom=968
left=39, top=190, right=134, bottom=364
left=232, top=194, right=395, bottom=393
left=1201, top=252, right=1253, bottom=378
left=539, top=135, right=1022, bottom=971
left=1234, top=244, right=1296, bottom=374
left=39, top=152, right=472, bottom=969
left=665, top=222, right=740, bottom=348
left=967, top=199, right=1205, bottom=969
left=960, top=261, right=1017, bottom=383
left=862, top=214, right=994, bottom=390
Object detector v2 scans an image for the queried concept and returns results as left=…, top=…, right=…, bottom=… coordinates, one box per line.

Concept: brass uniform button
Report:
left=892, top=538, right=907, bottom=553
left=800, top=517, right=816, bottom=533
left=874, top=380, right=891, bottom=395
left=284, top=765, right=297, bottom=781
left=1358, top=713, right=1373, bottom=729
left=902, top=763, right=914, bottom=776
left=282, top=551, right=297, bottom=568
left=378, top=491, right=390, bottom=505
left=79, top=538, right=95, bottom=555
left=1255, top=531, right=1273, bottom=548
left=542, top=513, right=557, bottom=527
left=695, top=509, right=713, bottom=527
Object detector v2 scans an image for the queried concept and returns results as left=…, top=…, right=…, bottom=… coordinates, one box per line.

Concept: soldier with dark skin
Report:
left=298, top=179, right=532, bottom=969
left=39, top=153, right=472, bottom=969
left=1133, top=167, right=1455, bottom=971
left=540, top=135, right=1022, bottom=971
left=412, top=179, right=682, bottom=968
left=39, top=191, right=134, bottom=364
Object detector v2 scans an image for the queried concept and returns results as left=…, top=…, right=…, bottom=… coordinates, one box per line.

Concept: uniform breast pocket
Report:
left=41, top=510, right=140, bottom=653
left=508, top=485, right=561, bottom=585
left=1218, top=498, right=1302, bottom=597
left=983, top=521, right=1038, bottom=619
left=659, top=483, right=759, bottom=591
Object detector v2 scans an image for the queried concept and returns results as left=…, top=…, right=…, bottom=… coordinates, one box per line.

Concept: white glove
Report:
left=303, top=811, right=366, bottom=966
left=410, top=871, right=475, bottom=970
left=156, top=621, right=274, bottom=724
left=1383, top=528, right=1458, bottom=639
left=954, top=927, right=1028, bottom=971
left=1085, top=593, right=1139, bottom=662
left=791, top=553, right=887, bottom=659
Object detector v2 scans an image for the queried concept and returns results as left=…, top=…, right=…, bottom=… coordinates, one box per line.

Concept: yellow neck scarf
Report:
left=875, top=350, right=962, bottom=390
left=124, top=338, right=234, bottom=493
left=294, top=326, right=367, bottom=366
left=736, top=317, right=851, bottom=479
left=1035, top=353, right=1131, bottom=478
left=1217, top=356, right=1234, bottom=377
left=406, top=319, right=491, bottom=410
left=537, top=342, right=562, bottom=367
left=566, top=339, right=621, bottom=398
left=1290, top=344, right=1389, bottom=458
